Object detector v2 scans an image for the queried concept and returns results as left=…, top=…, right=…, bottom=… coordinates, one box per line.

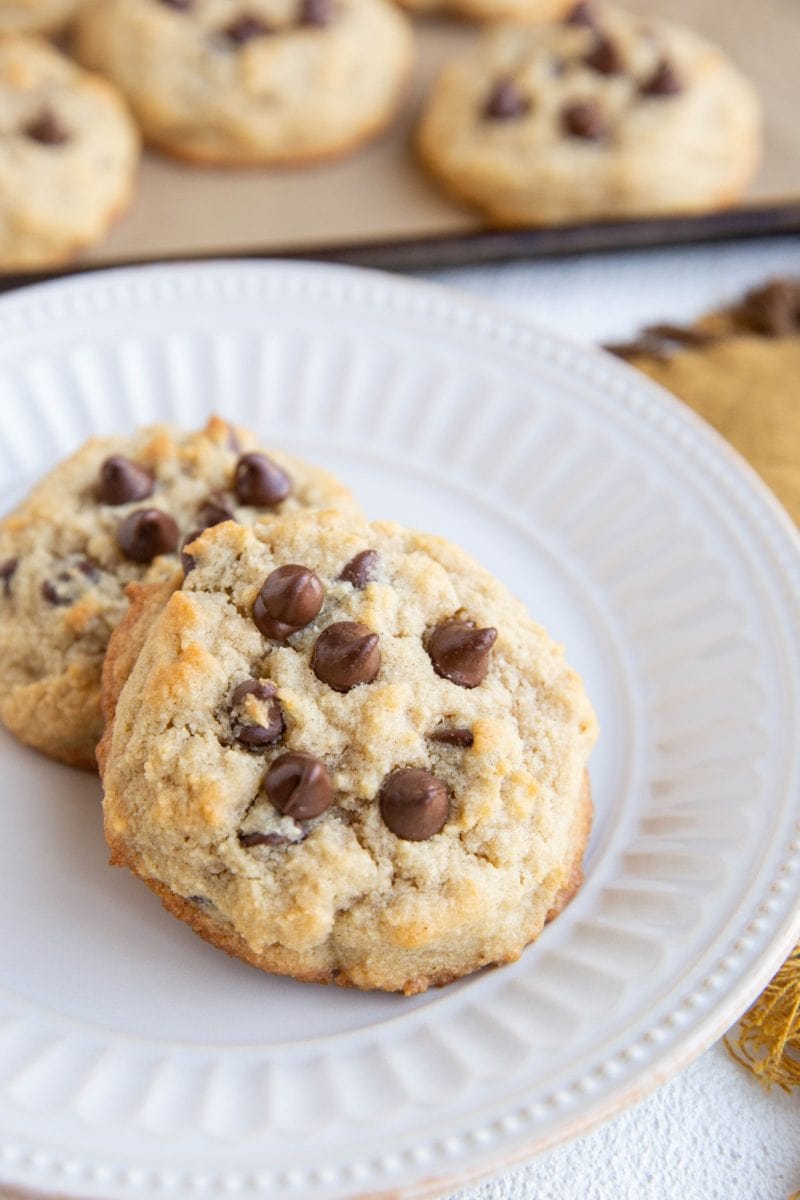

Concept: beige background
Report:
left=70, top=0, right=800, bottom=262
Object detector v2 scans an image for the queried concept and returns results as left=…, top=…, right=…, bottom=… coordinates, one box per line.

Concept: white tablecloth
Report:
left=420, top=236, right=800, bottom=1200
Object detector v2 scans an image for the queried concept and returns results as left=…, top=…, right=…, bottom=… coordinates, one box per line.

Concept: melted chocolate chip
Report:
left=429, top=727, right=474, bottom=748
left=564, top=0, right=596, bottom=26
left=298, top=0, right=333, bottom=25
left=264, top=752, right=333, bottom=820
left=0, top=558, right=18, bottom=597
left=96, top=456, right=154, bottom=505
left=584, top=35, right=624, bottom=75
left=239, top=830, right=291, bottom=847
left=230, top=679, right=285, bottom=749
left=117, top=508, right=180, bottom=562
left=253, top=564, right=324, bottom=640
left=483, top=78, right=530, bottom=120
left=312, top=621, right=380, bottom=692
left=562, top=98, right=608, bottom=139
left=197, top=491, right=236, bottom=528
left=380, top=769, right=449, bottom=841
left=338, top=549, right=378, bottom=589
left=234, top=453, right=291, bottom=507
left=640, top=58, right=683, bottom=97
left=24, top=111, right=69, bottom=146
left=426, top=620, right=497, bottom=688
left=223, top=13, right=271, bottom=43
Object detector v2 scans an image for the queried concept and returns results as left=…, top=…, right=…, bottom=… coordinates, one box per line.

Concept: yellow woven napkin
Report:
left=609, top=279, right=800, bottom=1089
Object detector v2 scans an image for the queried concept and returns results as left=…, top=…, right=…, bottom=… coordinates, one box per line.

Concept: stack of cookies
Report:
left=0, top=416, right=597, bottom=994
left=0, top=0, right=761, bottom=269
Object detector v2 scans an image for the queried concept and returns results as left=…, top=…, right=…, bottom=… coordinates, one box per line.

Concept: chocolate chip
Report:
left=238, top=830, right=291, bottom=847
left=0, top=558, right=18, bottom=597
left=562, top=99, right=608, bottom=139
left=426, top=620, right=497, bottom=688
left=253, top=564, right=324, bottom=640
left=584, top=35, right=623, bottom=75
left=223, top=13, right=271, bottom=43
left=734, top=280, right=800, bottom=337
left=24, top=111, right=69, bottom=146
left=312, top=621, right=380, bottom=692
left=640, top=58, right=683, bottom=97
left=197, top=491, right=236, bottom=529
left=117, top=508, right=180, bottom=562
left=338, top=549, right=378, bottom=589
left=264, top=752, right=333, bottom=820
left=564, top=0, right=596, bottom=26
left=180, top=528, right=203, bottom=576
left=230, top=679, right=285, bottom=750
left=483, top=78, right=530, bottom=120
left=234, top=453, right=291, bottom=507
left=298, top=0, right=333, bottom=25
left=380, top=769, right=449, bottom=841
left=77, top=558, right=100, bottom=582
left=429, top=727, right=474, bottom=748
left=39, top=558, right=100, bottom=606
left=96, top=456, right=154, bottom=505
left=41, top=580, right=70, bottom=606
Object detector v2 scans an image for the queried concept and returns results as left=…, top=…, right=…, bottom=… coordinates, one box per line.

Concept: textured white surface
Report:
left=428, top=237, right=800, bottom=1200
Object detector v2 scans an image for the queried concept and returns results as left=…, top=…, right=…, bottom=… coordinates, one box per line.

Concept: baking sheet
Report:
left=9, top=0, right=800, bottom=277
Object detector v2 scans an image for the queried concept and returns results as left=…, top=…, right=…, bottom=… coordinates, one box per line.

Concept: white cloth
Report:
left=422, top=237, right=800, bottom=1200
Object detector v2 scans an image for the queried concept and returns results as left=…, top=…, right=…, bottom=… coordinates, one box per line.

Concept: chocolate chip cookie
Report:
left=0, top=36, right=140, bottom=270
left=416, top=2, right=761, bottom=225
left=0, top=417, right=359, bottom=769
left=72, top=0, right=414, bottom=165
left=397, top=0, right=570, bottom=23
left=0, top=0, right=81, bottom=33
left=100, top=510, right=597, bottom=994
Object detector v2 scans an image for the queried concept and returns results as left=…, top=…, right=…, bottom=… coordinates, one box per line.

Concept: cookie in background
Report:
left=0, top=35, right=140, bottom=270
left=416, top=2, right=761, bottom=225
left=0, top=0, right=83, bottom=34
left=72, top=0, right=414, bottom=166
left=396, top=0, right=571, bottom=25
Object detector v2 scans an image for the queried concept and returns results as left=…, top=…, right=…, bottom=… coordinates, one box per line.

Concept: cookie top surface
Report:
left=398, top=0, right=569, bottom=22
left=417, top=2, right=761, bottom=224
left=0, top=36, right=140, bottom=270
left=0, top=0, right=82, bottom=34
left=101, top=510, right=597, bottom=993
left=72, top=0, right=414, bottom=164
left=0, top=417, right=359, bottom=767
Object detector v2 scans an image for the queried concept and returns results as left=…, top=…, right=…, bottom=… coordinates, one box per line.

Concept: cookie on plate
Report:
left=72, top=0, right=414, bottom=166
left=99, top=510, right=597, bottom=995
left=416, top=2, right=761, bottom=225
left=0, top=417, right=359, bottom=769
left=396, top=0, right=570, bottom=22
left=0, top=36, right=140, bottom=270
left=0, top=0, right=82, bottom=34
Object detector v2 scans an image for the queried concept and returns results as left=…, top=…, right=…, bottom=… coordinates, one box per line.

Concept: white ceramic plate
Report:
left=0, top=262, right=798, bottom=1200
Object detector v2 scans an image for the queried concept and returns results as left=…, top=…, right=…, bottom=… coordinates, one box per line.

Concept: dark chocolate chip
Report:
left=338, top=549, right=378, bottom=589
left=181, top=528, right=203, bottom=576
left=584, top=35, right=624, bottom=75
left=380, top=768, right=449, bottom=841
left=0, top=558, right=18, bottom=597
left=222, top=13, right=271, bottom=43
left=564, top=0, right=596, bottom=26
left=24, top=111, right=69, bottom=146
left=117, top=508, right=180, bottom=562
left=96, top=456, right=154, bottom=505
left=39, top=558, right=100, bottom=606
left=264, top=752, right=333, bottom=820
left=640, top=58, right=683, bottom=97
left=230, top=679, right=285, bottom=750
left=429, top=727, right=474, bottom=748
left=426, top=620, right=497, bottom=688
left=298, top=0, right=334, bottom=25
left=234, top=453, right=291, bottom=507
left=41, top=579, right=70, bottom=606
left=77, top=558, right=100, bottom=582
left=483, top=78, right=530, bottom=120
left=239, top=830, right=291, bottom=847
left=197, top=490, right=236, bottom=528
left=312, top=621, right=380, bottom=692
left=253, top=564, right=324, bottom=640
left=562, top=98, right=608, bottom=139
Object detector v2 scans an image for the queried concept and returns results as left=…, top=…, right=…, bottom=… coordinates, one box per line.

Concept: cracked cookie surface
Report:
left=101, top=510, right=597, bottom=994
left=0, top=417, right=358, bottom=768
